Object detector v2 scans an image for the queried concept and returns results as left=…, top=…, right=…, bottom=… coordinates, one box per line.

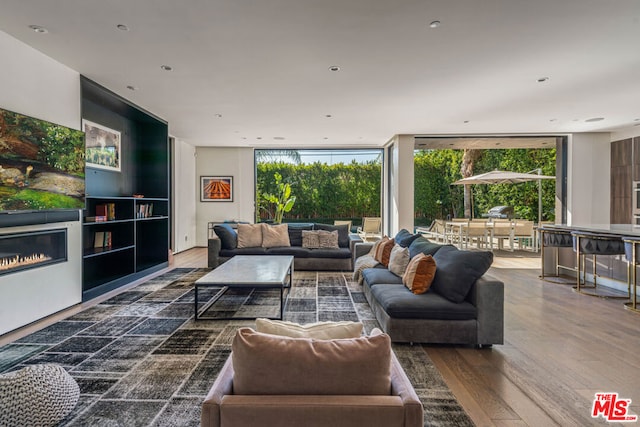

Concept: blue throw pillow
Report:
left=315, top=223, right=350, bottom=248
left=408, top=236, right=444, bottom=258
left=213, top=224, right=237, bottom=250
left=394, top=229, right=422, bottom=248
left=431, top=246, right=493, bottom=303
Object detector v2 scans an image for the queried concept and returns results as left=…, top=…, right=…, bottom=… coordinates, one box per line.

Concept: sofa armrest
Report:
left=467, top=276, right=504, bottom=345
left=349, top=233, right=364, bottom=253
left=202, top=355, right=234, bottom=427
left=208, top=238, right=221, bottom=268
left=353, top=241, right=375, bottom=269
left=390, top=352, right=424, bottom=427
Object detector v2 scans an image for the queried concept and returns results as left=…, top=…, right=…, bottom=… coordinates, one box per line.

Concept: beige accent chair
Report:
left=201, top=328, right=423, bottom=427
left=357, top=217, right=382, bottom=241
left=334, top=220, right=353, bottom=233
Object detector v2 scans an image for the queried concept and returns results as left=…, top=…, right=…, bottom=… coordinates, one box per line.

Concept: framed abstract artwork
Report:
left=201, top=176, right=233, bottom=202
left=83, top=119, right=121, bottom=172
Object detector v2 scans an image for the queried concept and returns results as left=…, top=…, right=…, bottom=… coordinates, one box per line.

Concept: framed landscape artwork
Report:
left=201, top=176, right=233, bottom=202
left=83, top=119, right=121, bottom=172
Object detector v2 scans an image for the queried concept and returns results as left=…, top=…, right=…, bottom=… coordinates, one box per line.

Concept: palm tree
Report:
left=255, top=149, right=301, bottom=164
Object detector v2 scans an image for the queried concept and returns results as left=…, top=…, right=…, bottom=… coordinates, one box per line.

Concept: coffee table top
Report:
left=195, top=255, right=294, bottom=286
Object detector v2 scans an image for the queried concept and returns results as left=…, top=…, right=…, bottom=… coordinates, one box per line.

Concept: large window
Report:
left=255, top=149, right=382, bottom=227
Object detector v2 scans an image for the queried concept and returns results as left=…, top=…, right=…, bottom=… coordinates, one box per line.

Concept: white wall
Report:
left=0, top=30, right=82, bottom=334
left=195, top=147, right=255, bottom=246
left=386, top=135, right=415, bottom=236
left=172, top=138, right=197, bottom=253
left=567, top=133, right=611, bottom=225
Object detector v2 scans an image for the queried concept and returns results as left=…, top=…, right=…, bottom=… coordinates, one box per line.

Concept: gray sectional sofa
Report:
left=355, top=230, right=504, bottom=346
left=208, top=222, right=362, bottom=271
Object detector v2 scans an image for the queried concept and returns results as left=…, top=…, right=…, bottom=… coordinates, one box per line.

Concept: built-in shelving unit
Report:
left=81, top=77, right=170, bottom=301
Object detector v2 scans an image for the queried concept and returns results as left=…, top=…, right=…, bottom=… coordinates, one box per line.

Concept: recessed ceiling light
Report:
left=328, top=66, right=341, bottom=72
left=160, top=65, right=173, bottom=71
left=549, top=118, right=557, bottom=122
left=325, top=114, right=332, bottom=118
left=256, top=137, right=262, bottom=140
left=214, top=114, right=222, bottom=118
left=323, top=137, right=328, bottom=140
left=537, top=77, right=549, bottom=83
left=29, top=25, right=48, bottom=34
left=116, top=24, right=129, bottom=31
left=126, top=85, right=137, bottom=91
left=429, top=21, right=441, bottom=28
left=273, top=136, right=286, bottom=140
left=585, top=117, right=604, bottom=122
left=634, top=118, right=640, bottom=122
left=463, top=120, right=470, bottom=123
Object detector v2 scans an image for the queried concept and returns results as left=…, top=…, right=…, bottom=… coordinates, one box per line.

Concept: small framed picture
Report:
left=83, top=119, right=122, bottom=172
left=201, top=176, right=233, bottom=202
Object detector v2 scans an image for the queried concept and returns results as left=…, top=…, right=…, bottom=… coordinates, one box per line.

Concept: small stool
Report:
left=623, top=236, right=640, bottom=313
left=571, top=231, right=629, bottom=298
left=539, top=228, right=574, bottom=284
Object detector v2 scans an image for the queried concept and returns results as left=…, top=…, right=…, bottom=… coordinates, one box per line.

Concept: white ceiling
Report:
left=1, top=0, right=639, bottom=148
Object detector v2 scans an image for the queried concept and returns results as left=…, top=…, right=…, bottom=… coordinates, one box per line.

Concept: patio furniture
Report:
left=513, top=220, right=537, bottom=251
left=490, top=219, right=515, bottom=251
left=415, top=219, right=447, bottom=243
left=357, top=217, right=382, bottom=241
left=465, top=220, right=491, bottom=249
left=333, top=220, right=353, bottom=233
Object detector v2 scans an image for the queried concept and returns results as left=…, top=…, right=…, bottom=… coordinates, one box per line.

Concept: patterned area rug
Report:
left=0, top=268, right=474, bottom=427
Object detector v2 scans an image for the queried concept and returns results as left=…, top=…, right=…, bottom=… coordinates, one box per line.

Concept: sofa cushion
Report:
left=431, top=245, right=494, bottom=303
left=306, top=247, right=352, bottom=259
left=302, top=230, right=321, bottom=248
left=402, top=253, right=436, bottom=295
left=374, top=238, right=395, bottom=267
left=232, top=327, right=392, bottom=395
left=394, top=229, right=421, bottom=248
left=318, top=230, right=339, bottom=248
left=255, top=319, right=363, bottom=339
left=362, top=267, right=403, bottom=286
left=287, top=223, right=314, bottom=246
left=213, top=224, right=237, bottom=250
left=266, top=246, right=310, bottom=257
left=220, top=247, right=268, bottom=257
left=408, top=236, right=445, bottom=258
left=369, top=284, right=477, bottom=320
left=388, top=244, right=410, bottom=276
left=261, top=223, right=291, bottom=248
left=237, top=223, right=263, bottom=248
left=314, top=223, right=350, bottom=248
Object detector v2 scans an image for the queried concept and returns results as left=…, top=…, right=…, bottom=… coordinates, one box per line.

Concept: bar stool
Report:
left=539, top=227, right=574, bottom=284
left=571, top=231, right=630, bottom=299
left=622, top=236, right=640, bottom=313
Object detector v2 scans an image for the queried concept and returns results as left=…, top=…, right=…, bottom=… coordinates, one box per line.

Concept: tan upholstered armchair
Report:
left=201, top=328, right=423, bottom=427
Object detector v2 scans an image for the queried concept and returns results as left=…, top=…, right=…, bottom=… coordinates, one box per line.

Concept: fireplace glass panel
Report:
left=0, top=229, right=67, bottom=276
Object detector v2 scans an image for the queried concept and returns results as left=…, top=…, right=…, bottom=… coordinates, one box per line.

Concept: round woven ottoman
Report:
left=0, top=364, right=80, bottom=427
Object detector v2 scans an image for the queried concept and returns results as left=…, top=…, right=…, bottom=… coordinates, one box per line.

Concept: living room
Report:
left=1, top=1, right=640, bottom=426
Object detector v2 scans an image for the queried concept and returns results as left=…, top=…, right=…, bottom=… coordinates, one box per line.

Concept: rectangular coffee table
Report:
left=194, top=255, right=294, bottom=320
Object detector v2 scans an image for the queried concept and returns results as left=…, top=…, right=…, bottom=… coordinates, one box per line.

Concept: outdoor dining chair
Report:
left=357, top=217, right=382, bottom=241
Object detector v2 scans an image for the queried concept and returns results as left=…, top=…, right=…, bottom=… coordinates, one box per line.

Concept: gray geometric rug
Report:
left=0, top=268, right=474, bottom=427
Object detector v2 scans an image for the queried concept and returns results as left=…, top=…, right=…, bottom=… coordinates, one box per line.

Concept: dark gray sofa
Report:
left=208, top=222, right=362, bottom=271
left=355, top=231, right=504, bottom=346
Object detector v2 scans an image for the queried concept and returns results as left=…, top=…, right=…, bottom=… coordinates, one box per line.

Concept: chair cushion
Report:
left=213, top=224, right=237, bottom=250
left=431, top=246, right=493, bottom=303
left=261, top=223, right=291, bottom=248
left=402, top=253, right=436, bottom=295
left=315, top=223, right=350, bottom=248
left=362, top=267, right=404, bottom=286
left=232, top=328, right=391, bottom=395
left=255, top=319, right=363, bottom=339
left=370, top=284, right=477, bottom=320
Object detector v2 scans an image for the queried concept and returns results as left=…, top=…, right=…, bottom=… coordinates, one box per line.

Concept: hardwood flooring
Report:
left=2, top=247, right=638, bottom=426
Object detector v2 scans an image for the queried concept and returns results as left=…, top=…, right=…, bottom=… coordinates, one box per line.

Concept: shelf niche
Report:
left=81, top=77, right=170, bottom=301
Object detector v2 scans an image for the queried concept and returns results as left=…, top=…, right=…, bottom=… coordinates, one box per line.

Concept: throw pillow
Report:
left=255, top=319, right=363, bottom=339
left=402, top=253, right=437, bottom=294
left=431, top=245, right=494, bottom=303
left=287, top=223, right=313, bottom=246
left=373, top=236, right=390, bottom=260
left=213, top=224, right=237, bottom=250
left=394, top=229, right=421, bottom=248
left=237, top=223, right=263, bottom=248
left=317, top=230, right=339, bottom=248
left=232, top=327, right=391, bottom=396
left=301, top=230, right=320, bottom=248
left=261, top=223, right=291, bottom=248
left=314, top=223, right=350, bottom=248
left=408, top=236, right=445, bottom=259
left=374, top=238, right=395, bottom=267
left=388, top=244, right=410, bottom=276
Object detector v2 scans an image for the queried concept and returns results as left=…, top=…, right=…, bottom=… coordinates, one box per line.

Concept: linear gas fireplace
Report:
left=0, top=228, right=67, bottom=276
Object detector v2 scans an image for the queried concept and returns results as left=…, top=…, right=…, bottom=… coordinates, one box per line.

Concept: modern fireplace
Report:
left=0, top=228, right=67, bottom=276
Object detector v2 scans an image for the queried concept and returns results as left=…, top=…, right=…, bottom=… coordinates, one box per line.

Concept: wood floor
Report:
left=2, top=247, right=638, bottom=426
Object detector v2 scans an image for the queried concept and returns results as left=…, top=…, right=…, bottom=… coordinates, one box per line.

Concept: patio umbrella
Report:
left=452, top=169, right=556, bottom=222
